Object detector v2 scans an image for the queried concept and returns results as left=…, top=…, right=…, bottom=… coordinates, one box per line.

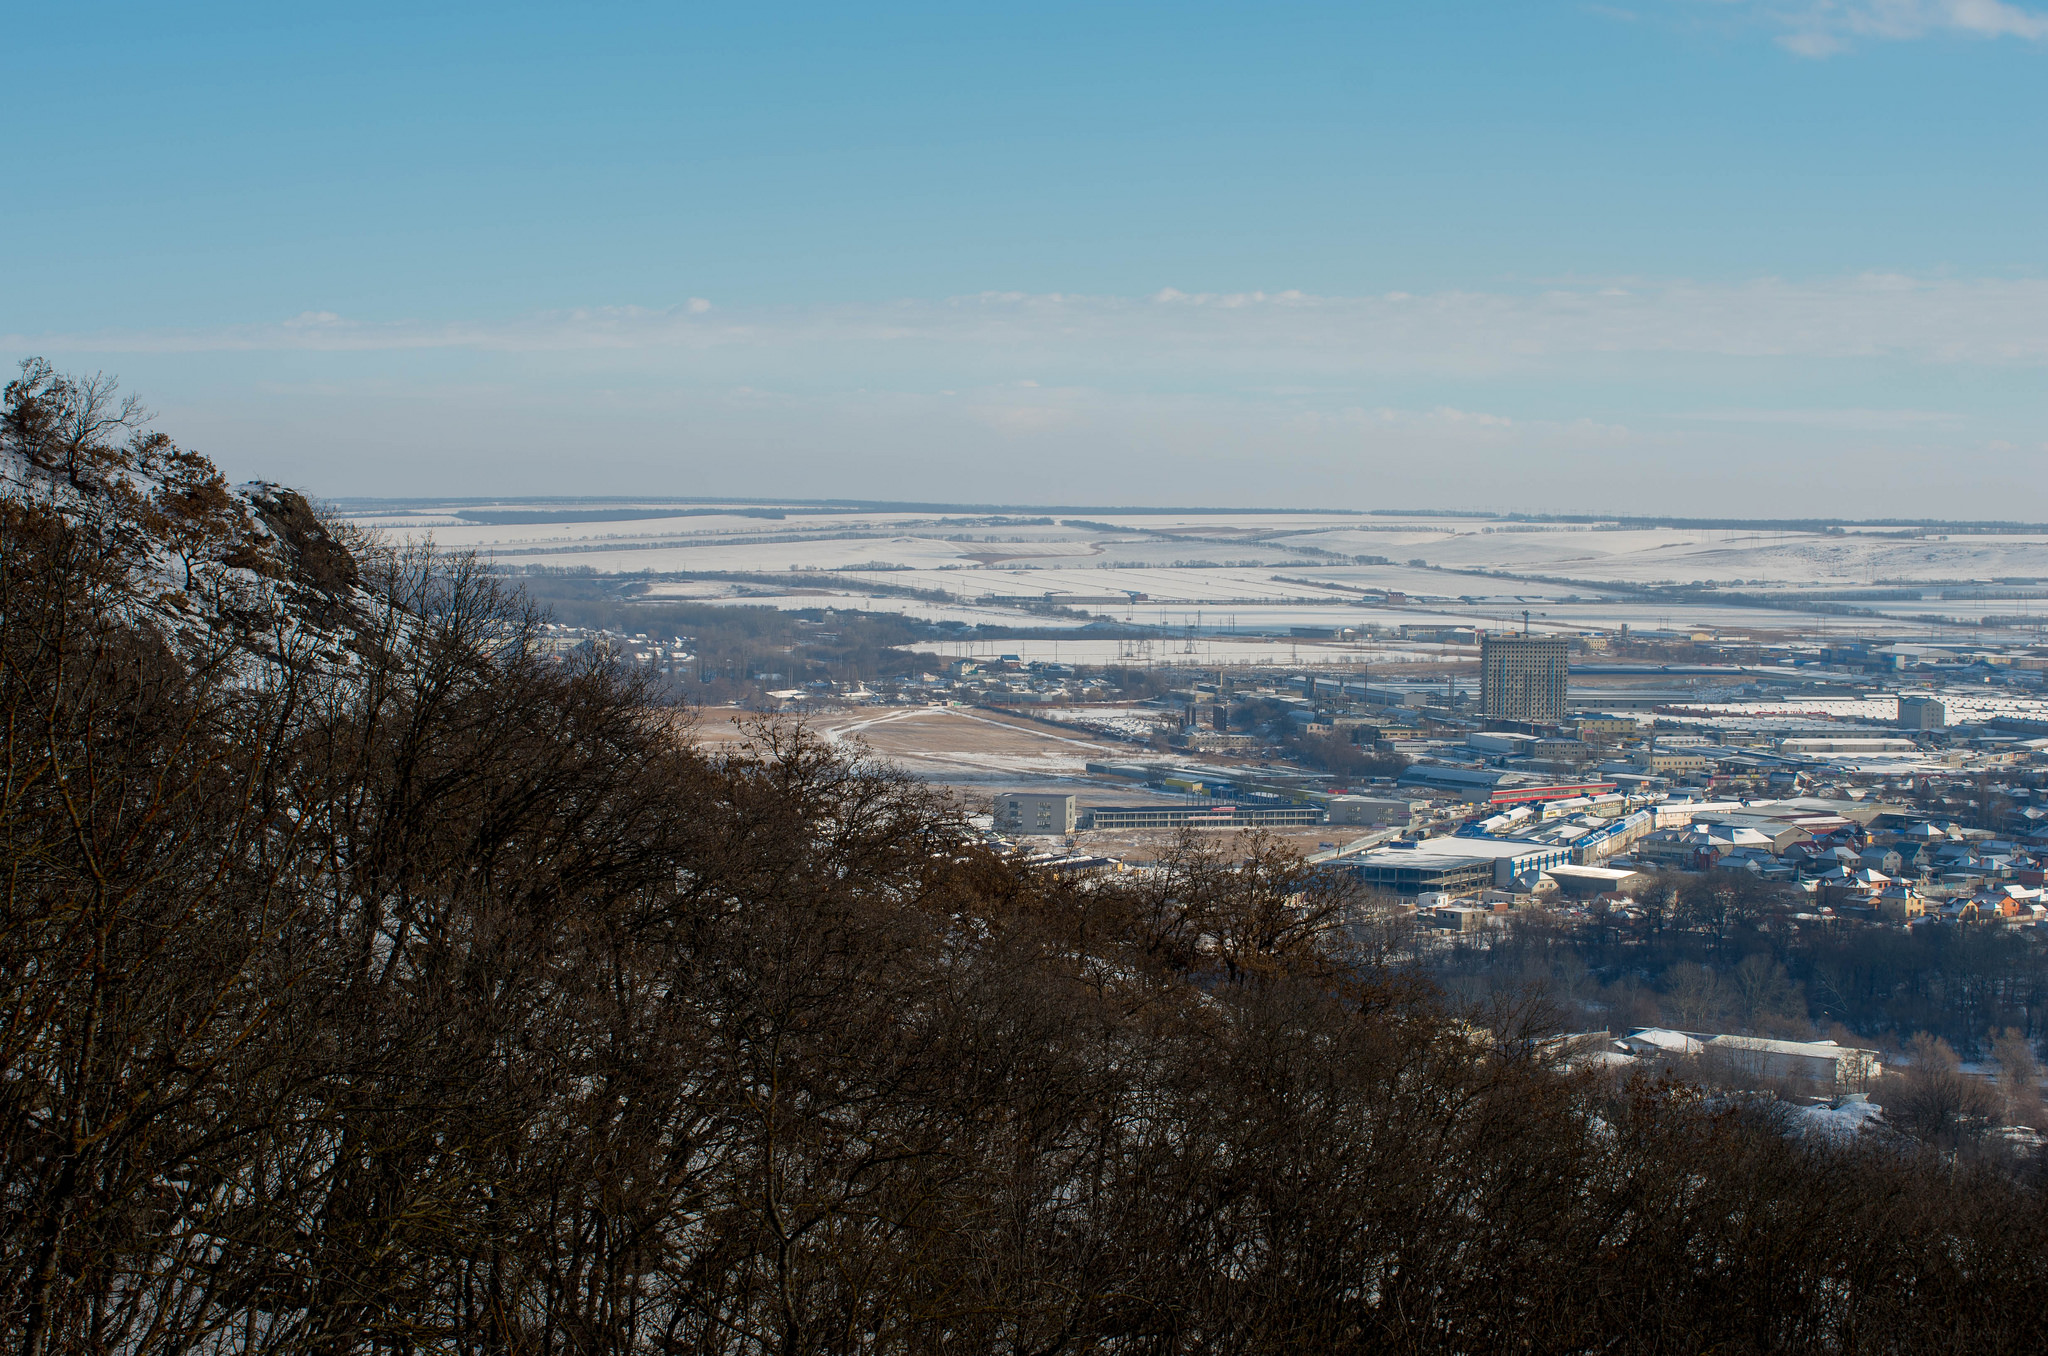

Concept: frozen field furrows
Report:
left=339, top=500, right=2048, bottom=637
left=1669, top=692, right=2048, bottom=724
left=1298, top=524, right=2048, bottom=588
left=901, top=566, right=1365, bottom=603
left=690, top=594, right=1100, bottom=630
left=897, top=637, right=1467, bottom=666
left=348, top=502, right=2048, bottom=588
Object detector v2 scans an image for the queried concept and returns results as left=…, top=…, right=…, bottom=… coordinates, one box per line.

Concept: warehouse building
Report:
left=1084, top=803, right=1325, bottom=831
left=1898, top=695, right=1947, bottom=730
left=1326, top=796, right=1427, bottom=826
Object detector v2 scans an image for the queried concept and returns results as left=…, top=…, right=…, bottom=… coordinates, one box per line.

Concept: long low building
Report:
left=1615, top=1028, right=1882, bottom=1096
left=1487, top=779, right=1619, bottom=806
left=1327, top=795, right=1427, bottom=826
left=1395, top=765, right=1617, bottom=805
left=1544, top=864, right=1652, bottom=897
left=1570, top=809, right=1654, bottom=862
left=1082, top=804, right=1326, bottom=831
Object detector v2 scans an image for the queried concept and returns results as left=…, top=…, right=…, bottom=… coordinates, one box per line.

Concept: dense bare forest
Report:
left=3, top=371, right=2048, bottom=1351
left=1425, top=871, right=2048, bottom=1061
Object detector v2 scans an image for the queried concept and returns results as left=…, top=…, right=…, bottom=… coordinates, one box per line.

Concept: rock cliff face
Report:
left=239, top=481, right=368, bottom=635
left=245, top=484, right=361, bottom=595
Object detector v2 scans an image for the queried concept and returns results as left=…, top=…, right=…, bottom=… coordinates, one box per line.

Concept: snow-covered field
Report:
left=1671, top=692, right=2048, bottom=725
left=897, top=637, right=1455, bottom=667
left=686, top=592, right=1100, bottom=630
left=1032, top=705, right=1178, bottom=739
left=805, top=705, right=1132, bottom=779
left=1294, top=523, right=2048, bottom=589
left=338, top=499, right=2048, bottom=639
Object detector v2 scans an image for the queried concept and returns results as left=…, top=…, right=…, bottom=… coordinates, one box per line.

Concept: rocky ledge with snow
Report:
left=1, top=358, right=373, bottom=666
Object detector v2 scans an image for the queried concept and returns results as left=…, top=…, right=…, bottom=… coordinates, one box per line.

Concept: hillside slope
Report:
left=1, top=358, right=369, bottom=664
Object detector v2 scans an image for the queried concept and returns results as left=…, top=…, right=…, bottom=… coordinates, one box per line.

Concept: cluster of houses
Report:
left=1383, top=788, right=2048, bottom=934
left=1610, top=798, right=2048, bottom=923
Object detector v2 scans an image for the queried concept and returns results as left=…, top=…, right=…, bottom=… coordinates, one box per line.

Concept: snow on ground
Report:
left=1858, top=598, right=2048, bottom=625
left=1302, top=523, right=2048, bottom=588
left=389, top=512, right=824, bottom=551
left=691, top=594, right=1099, bottom=629
left=634, top=579, right=739, bottom=599
left=1034, top=705, right=1179, bottom=739
left=901, top=565, right=1364, bottom=604
left=1784, top=1099, right=1887, bottom=1142
left=1672, top=698, right=1900, bottom=720
left=485, top=536, right=991, bottom=574
left=1675, top=692, right=2048, bottom=725
left=339, top=501, right=2048, bottom=638
left=807, top=705, right=1130, bottom=778
left=347, top=503, right=2048, bottom=591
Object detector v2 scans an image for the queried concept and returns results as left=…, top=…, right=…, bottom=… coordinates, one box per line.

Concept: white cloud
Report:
left=15, top=273, right=2048, bottom=371
left=88, top=356, right=2039, bottom=515
left=1290, top=404, right=1637, bottom=448
left=1676, top=406, right=1968, bottom=428
left=1721, top=0, right=2048, bottom=54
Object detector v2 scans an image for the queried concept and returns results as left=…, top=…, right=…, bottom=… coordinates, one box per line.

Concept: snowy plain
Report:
left=339, top=499, right=2048, bottom=642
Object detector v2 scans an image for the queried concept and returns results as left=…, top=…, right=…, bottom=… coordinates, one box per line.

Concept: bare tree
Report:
left=1661, top=961, right=1723, bottom=1030
left=1882, top=1033, right=1998, bottom=1149
left=1993, top=1027, right=2043, bottom=1129
left=1727, top=952, right=1804, bottom=1036
left=1, top=358, right=152, bottom=489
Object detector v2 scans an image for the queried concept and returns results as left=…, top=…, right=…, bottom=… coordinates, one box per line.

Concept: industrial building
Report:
left=1614, top=1029, right=1882, bottom=1097
left=1342, top=837, right=1577, bottom=896
left=1083, top=803, right=1325, bottom=831
left=1544, top=864, right=1652, bottom=897
left=1777, top=736, right=1919, bottom=756
left=1631, top=746, right=1712, bottom=775
left=1572, top=714, right=1640, bottom=742
left=1326, top=795, right=1426, bottom=826
left=1467, top=730, right=1542, bottom=757
left=1480, top=632, right=1570, bottom=723
left=1395, top=765, right=1618, bottom=805
left=1898, top=695, right=1947, bottom=730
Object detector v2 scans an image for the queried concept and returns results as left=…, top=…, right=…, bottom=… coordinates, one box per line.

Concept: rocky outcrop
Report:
left=244, top=484, right=360, bottom=596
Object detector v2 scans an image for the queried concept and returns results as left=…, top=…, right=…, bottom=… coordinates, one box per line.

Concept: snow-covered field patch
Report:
left=1035, top=705, right=1177, bottom=739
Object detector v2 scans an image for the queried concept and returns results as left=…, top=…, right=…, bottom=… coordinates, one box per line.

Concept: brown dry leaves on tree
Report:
left=0, top=433, right=2045, bottom=1351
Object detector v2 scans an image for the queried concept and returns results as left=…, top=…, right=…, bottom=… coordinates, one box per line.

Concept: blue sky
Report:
left=5, top=1, right=2046, bottom=513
